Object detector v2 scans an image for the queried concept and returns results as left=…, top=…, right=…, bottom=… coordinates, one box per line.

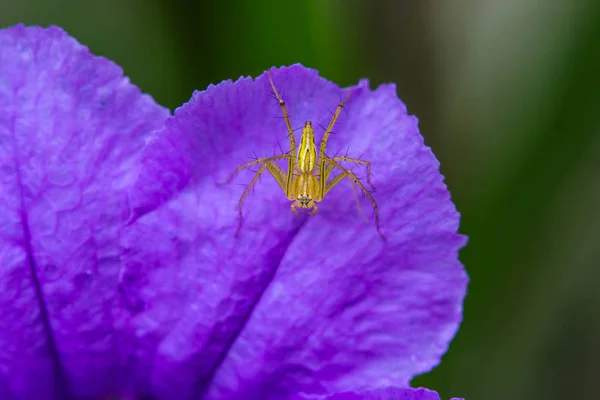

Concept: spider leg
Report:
left=331, top=156, right=374, bottom=190
left=318, top=89, right=351, bottom=160
left=235, top=159, right=290, bottom=235
left=320, top=166, right=368, bottom=224
left=317, top=89, right=352, bottom=194
left=221, top=154, right=290, bottom=185
left=264, top=161, right=290, bottom=196
left=319, top=89, right=350, bottom=161
left=268, top=71, right=297, bottom=179
left=322, top=157, right=385, bottom=241
left=290, top=202, right=300, bottom=216
left=235, top=163, right=267, bottom=236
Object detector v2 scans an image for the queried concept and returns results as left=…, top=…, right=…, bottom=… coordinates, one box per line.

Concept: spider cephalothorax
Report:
left=223, top=71, right=385, bottom=241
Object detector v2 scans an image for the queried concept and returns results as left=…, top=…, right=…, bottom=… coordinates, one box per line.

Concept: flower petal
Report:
left=121, top=71, right=309, bottom=399
left=204, top=68, right=468, bottom=398
left=292, top=386, right=448, bottom=400
left=124, top=65, right=467, bottom=399
left=0, top=24, right=169, bottom=399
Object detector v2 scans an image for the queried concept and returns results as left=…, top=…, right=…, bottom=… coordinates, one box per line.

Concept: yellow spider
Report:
left=223, top=71, right=385, bottom=241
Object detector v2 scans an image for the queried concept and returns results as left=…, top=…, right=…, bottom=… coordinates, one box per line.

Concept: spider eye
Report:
left=297, top=194, right=311, bottom=205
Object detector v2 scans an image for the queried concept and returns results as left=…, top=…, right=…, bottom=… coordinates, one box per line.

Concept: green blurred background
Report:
left=2, top=1, right=599, bottom=399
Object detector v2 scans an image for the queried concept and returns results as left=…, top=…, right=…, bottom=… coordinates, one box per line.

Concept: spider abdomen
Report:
left=297, top=121, right=316, bottom=173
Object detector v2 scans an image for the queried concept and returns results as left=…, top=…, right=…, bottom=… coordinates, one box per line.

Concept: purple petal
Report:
left=123, top=65, right=467, bottom=399
left=291, top=386, right=444, bottom=399
left=0, top=24, right=169, bottom=399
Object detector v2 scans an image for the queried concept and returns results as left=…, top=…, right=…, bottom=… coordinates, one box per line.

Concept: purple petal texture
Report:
left=0, top=24, right=169, bottom=399
left=123, top=65, right=468, bottom=399
left=291, top=386, right=463, bottom=399
left=0, top=24, right=466, bottom=400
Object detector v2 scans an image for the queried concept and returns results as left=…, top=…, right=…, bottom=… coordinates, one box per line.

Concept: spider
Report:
left=222, top=71, right=385, bottom=241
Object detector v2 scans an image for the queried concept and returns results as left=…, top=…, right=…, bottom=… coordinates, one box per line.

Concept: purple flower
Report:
left=0, top=24, right=468, bottom=400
